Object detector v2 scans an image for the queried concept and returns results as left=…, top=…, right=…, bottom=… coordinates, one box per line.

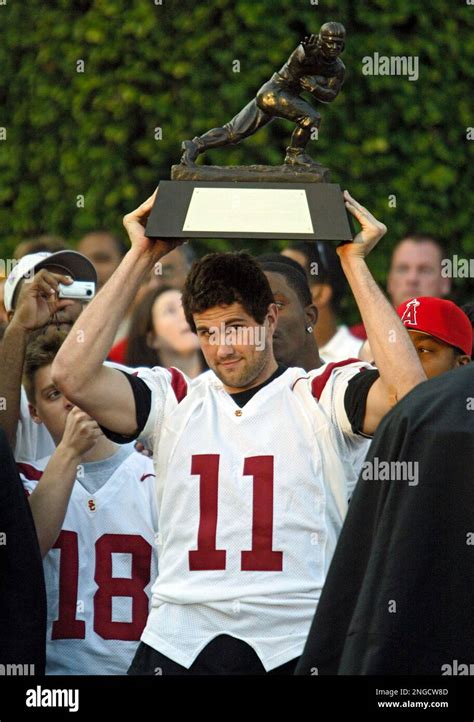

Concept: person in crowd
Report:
left=360, top=296, right=471, bottom=376
left=107, top=243, right=197, bottom=363
left=396, top=296, right=471, bottom=377
left=359, top=233, right=453, bottom=359
left=153, top=244, right=196, bottom=292
left=0, top=428, right=47, bottom=675
left=123, top=286, right=206, bottom=377
left=295, top=362, right=474, bottom=675
left=78, top=231, right=130, bottom=345
left=281, top=241, right=363, bottom=362
left=77, top=231, right=128, bottom=291
left=51, top=189, right=426, bottom=675
left=19, top=331, right=158, bottom=675
left=0, top=250, right=96, bottom=461
left=386, top=234, right=451, bottom=308
left=14, top=235, right=68, bottom=260
left=257, top=253, right=321, bottom=371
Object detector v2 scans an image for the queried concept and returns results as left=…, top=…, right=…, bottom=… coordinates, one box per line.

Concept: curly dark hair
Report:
left=257, top=253, right=312, bottom=308
left=181, top=251, right=274, bottom=333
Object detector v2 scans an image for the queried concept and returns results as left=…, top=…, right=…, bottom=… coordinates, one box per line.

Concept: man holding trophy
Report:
left=51, top=179, right=427, bottom=673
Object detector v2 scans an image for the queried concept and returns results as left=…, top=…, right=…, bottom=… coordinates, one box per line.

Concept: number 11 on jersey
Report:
left=189, top=454, right=283, bottom=572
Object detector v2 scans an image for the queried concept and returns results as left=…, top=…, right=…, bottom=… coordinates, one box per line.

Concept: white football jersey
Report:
left=19, top=448, right=158, bottom=675
left=129, top=361, right=372, bottom=671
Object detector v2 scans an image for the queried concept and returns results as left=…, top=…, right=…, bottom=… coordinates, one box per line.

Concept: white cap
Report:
left=4, top=250, right=97, bottom=313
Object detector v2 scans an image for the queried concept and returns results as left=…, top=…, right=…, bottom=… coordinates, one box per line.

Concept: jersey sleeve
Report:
left=309, top=359, right=378, bottom=439
left=308, top=360, right=379, bottom=492
left=16, top=459, right=46, bottom=495
left=99, top=366, right=189, bottom=454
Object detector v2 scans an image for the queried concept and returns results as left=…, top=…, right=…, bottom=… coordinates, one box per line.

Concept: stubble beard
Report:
left=213, top=346, right=270, bottom=390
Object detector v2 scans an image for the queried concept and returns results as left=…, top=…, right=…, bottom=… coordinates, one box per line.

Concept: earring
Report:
left=306, top=326, right=313, bottom=333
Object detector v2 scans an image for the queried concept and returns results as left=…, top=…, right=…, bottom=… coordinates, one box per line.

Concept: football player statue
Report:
left=180, top=21, right=346, bottom=168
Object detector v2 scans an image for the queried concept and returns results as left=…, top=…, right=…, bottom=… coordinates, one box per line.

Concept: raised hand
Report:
left=123, top=189, right=184, bottom=263
left=337, top=190, right=387, bottom=260
left=12, top=269, right=75, bottom=331
left=301, top=34, right=318, bottom=55
left=60, top=406, right=103, bottom=458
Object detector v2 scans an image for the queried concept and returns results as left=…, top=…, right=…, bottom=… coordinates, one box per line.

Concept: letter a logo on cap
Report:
left=401, top=298, right=420, bottom=326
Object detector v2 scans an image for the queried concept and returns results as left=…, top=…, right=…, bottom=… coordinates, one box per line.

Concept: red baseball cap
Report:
left=397, top=297, right=473, bottom=357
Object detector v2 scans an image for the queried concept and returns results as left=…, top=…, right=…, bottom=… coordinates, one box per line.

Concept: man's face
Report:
left=77, top=235, right=122, bottom=289
left=387, top=240, right=450, bottom=308
left=194, top=302, right=277, bottom=392
left=319, top=32, right=344, bottom=59
left=29, top=363, right=73, bottom=444
left=43, top=264, right=84, bottom=330
left=408, top=330, right=467, bottom=379
left=264, top=271, right=310, bottom=367
left=158, top=248, right=191, bottom=290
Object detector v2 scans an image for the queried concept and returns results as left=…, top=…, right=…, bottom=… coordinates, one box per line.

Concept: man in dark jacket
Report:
left=0, top=429, right=46, bottom=673
left=296, top=363, right=474, bottom=675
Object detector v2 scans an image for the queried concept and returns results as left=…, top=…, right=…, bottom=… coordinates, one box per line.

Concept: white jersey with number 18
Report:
left=19, top=448, right=158, bottom=675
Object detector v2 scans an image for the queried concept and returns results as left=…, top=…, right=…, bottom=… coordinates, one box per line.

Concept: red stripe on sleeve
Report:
left=169, top=367, right=188, bottom=403
left=17, top=462, right=43, bottom=481
left=311, top=358, right=362, bottom=401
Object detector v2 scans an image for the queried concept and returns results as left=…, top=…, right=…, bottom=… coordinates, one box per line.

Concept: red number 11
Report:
left=189, top=454, right=283, bottom=572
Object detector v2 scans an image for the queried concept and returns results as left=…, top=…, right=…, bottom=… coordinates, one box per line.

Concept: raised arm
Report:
left=52, top=190, right=182, bottom=435
left=0, top=270, right=74, bottom=447
left=0, top=323, right=28, bottom=447
left=338, top=191, right=427, bottom=435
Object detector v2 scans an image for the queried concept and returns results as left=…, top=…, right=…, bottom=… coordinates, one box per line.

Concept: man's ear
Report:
left=455, top=354, right=471, bottom=368
left=28, top=402, right=42, bottom=425
left=266, top=302, right=279, bottom=331
left=304, top=303, right=318, bottom=329
left=311, top=282, right=333, bottom=310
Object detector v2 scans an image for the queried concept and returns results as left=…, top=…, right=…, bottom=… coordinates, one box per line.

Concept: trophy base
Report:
left=171, top=163, right=330, bottom=184
left=145, top=180, right=354, bottom=242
